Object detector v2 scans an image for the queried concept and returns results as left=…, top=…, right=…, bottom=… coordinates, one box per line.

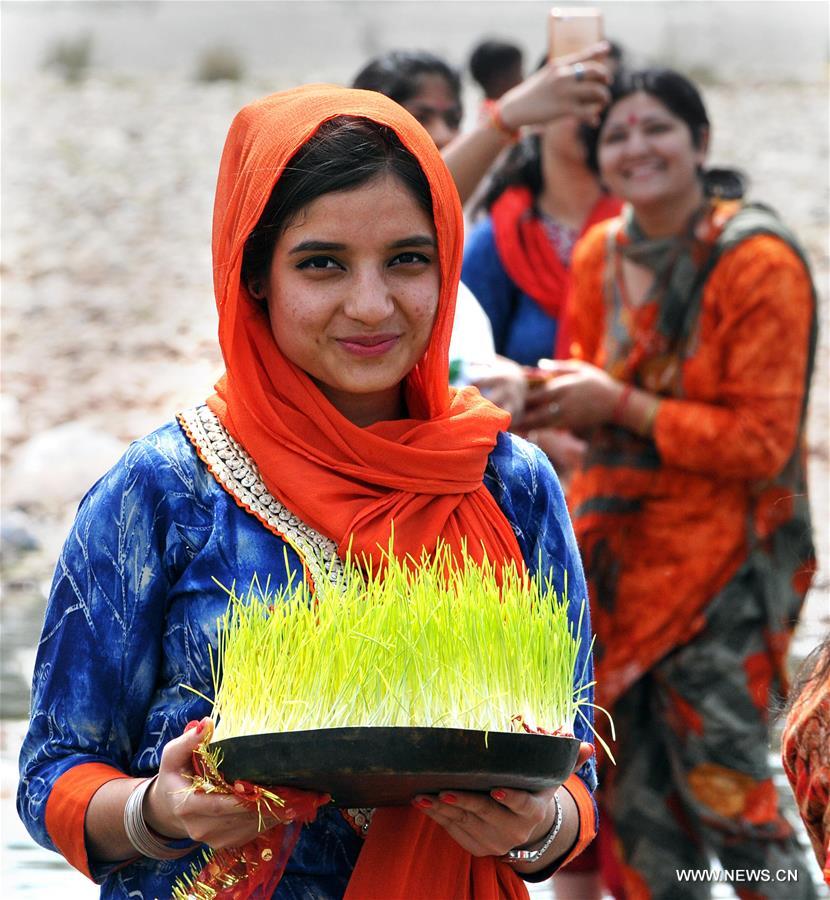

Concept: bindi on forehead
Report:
left=626, top=114, right=639, bottom=126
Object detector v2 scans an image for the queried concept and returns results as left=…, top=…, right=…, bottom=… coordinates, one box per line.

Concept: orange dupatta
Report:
left=207, top=85, right=528, bottom=899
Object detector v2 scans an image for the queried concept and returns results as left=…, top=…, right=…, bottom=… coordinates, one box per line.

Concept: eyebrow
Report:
left=288, top=235, right=436, bottom=254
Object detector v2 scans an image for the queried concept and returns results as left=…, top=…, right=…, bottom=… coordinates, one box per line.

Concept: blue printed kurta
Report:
left=18, top=415, right=596, bottom=899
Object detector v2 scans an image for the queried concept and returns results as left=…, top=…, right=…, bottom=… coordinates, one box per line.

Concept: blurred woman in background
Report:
left=352, top=50, right=464, bottom=151
left=353, top=46, right=612, bottom=426
left=524, top=67, right=819, bottom=898
left=461, top=70, right=622, bottom=476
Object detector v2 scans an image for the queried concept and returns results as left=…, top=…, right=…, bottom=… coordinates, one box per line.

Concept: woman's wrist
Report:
left=143, top=775, right=187, bottom=840
left=624, top=389, right=661, bottom=438
left=607, top=381, right=661, bottom=438
left=503, top=793, right=562, bottom=862
left=501, top=788, right=577, bottom=875
left=482, top=99, right=520, bottom=144
left=124, top=776, right=195, bottom=859
left=521, top=788, right=580, bottom=875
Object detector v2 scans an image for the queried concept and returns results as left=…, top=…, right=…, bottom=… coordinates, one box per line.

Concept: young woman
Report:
left=351, top=50, right=463, bottom=150
left=461, top=95, right=622, bottom=476
left=18, top=86, right=598, bottom=899
left=524, top=68, right=819, bottom=898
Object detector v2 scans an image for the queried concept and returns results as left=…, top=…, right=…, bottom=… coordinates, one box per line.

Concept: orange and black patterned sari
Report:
left=565, top=200, right=819, bottom=899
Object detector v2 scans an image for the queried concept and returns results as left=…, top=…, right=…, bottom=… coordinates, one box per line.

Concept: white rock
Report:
left=4, top=422, right=126, bottom=514
left=1, top=394, right=26, bottom=444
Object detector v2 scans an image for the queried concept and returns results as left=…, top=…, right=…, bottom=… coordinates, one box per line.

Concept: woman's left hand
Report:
left=412, top=741, right=594, bottom=859
left=519, top=359, right=622, bottom=432
left=412, top=784, right=557, bottom=858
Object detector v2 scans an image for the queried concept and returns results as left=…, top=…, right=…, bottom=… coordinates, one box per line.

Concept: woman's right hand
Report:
left=143, top=718, right=282, bottom=850
left=527, top=427, right=587, bottom=477
left=498, top=44, right=612, bottom=132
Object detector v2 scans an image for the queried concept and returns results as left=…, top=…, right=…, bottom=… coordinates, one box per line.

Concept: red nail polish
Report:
left=492, top=789, right=507, bottom=802
left=195, top=721, right=205, bottom=735
left=442, top=793, right=458, bottom=804
left=414, top=797, right=432, bottom=809
left=184, top=720, right=199, bottom=733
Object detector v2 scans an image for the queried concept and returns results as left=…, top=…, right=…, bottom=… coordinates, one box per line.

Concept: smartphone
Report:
left=549, top=7, right=603, bottom=61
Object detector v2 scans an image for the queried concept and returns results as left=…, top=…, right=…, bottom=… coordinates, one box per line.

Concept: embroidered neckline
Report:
left=343, top=806, right=375, bottom=839
left=177, top=405, right=344, bottom=596
left=177, top=406, right=373, bottom=833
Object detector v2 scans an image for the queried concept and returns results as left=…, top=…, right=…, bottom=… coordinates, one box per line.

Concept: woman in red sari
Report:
left=525, top=67, right=819, bottom=898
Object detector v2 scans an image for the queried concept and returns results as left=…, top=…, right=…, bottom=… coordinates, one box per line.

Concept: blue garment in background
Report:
left=18, top=416, right=595, bottom=899
left=462, top=216, right=558, bottom=367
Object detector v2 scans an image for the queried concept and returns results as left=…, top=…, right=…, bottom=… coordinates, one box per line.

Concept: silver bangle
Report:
left=123, top=775, right=196, bottom=860
left=502, top=792, right=563, bottom=865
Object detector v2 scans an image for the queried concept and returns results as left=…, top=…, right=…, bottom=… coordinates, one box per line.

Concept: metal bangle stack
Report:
left=123, top=775, right=198, bottom=860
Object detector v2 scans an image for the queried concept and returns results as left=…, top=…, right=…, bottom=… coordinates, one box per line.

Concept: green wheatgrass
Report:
left=205, top=540, right=591, bottom=742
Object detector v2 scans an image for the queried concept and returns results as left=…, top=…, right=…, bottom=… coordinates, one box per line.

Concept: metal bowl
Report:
left=213, top=726, right=579, bottom=807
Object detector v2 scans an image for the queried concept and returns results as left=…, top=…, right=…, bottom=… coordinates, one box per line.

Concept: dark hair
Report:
left=241, top=116, right=434, bottom=291
left=785, top=636, right=830, bottom=716
left=585, top=67, right=746, bottom=199
left=351, top=50, right=461, bottom=107
left=476, top=134, right=545, bottom=215
left=607, top=40, right=624, bottom=66
left=469, top=40, right=523, bottom=98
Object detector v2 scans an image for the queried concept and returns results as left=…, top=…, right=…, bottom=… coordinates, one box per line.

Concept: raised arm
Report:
left=442, top=45, right=611, bottom=205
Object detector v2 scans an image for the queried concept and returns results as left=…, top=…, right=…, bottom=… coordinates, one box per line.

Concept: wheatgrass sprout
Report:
left=207, top=542, right=585, bottom=742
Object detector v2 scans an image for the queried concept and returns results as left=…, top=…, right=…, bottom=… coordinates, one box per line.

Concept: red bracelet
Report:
left=482, top=99, right=519, bottom=143
left=611, top=384, right=632, bottom=425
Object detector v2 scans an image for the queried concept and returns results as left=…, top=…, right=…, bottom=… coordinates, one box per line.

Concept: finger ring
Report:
left=573, top=63, right=585, bottom=82
left=548, top=401, right=560, bottom=417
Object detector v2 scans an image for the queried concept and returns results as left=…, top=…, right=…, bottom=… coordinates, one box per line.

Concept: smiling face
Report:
left=597, top=91, right=708, bottom=214
left=254, top=173, right=440, bottom=427
left=401, top=74, right=463, bottom=150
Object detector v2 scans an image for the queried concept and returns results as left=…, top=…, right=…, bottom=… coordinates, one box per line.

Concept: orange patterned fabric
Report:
left=567, top=207, right=815, bottom=707
left=559, top=774, right=598, bottom=868
left=782, top=650, right=830, bottom=885
left=45, top=762, right=130, bottom=879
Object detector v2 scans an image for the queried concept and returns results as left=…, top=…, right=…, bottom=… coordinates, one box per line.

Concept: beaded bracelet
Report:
left=123, top=776, right=197, bottom=860
left=502, top=792, right=563, bottom=865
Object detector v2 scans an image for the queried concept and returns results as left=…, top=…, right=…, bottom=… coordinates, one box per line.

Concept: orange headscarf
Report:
left=207, top=85, right=528, bottom=898
left=207, top=84, right=523, bottom=573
